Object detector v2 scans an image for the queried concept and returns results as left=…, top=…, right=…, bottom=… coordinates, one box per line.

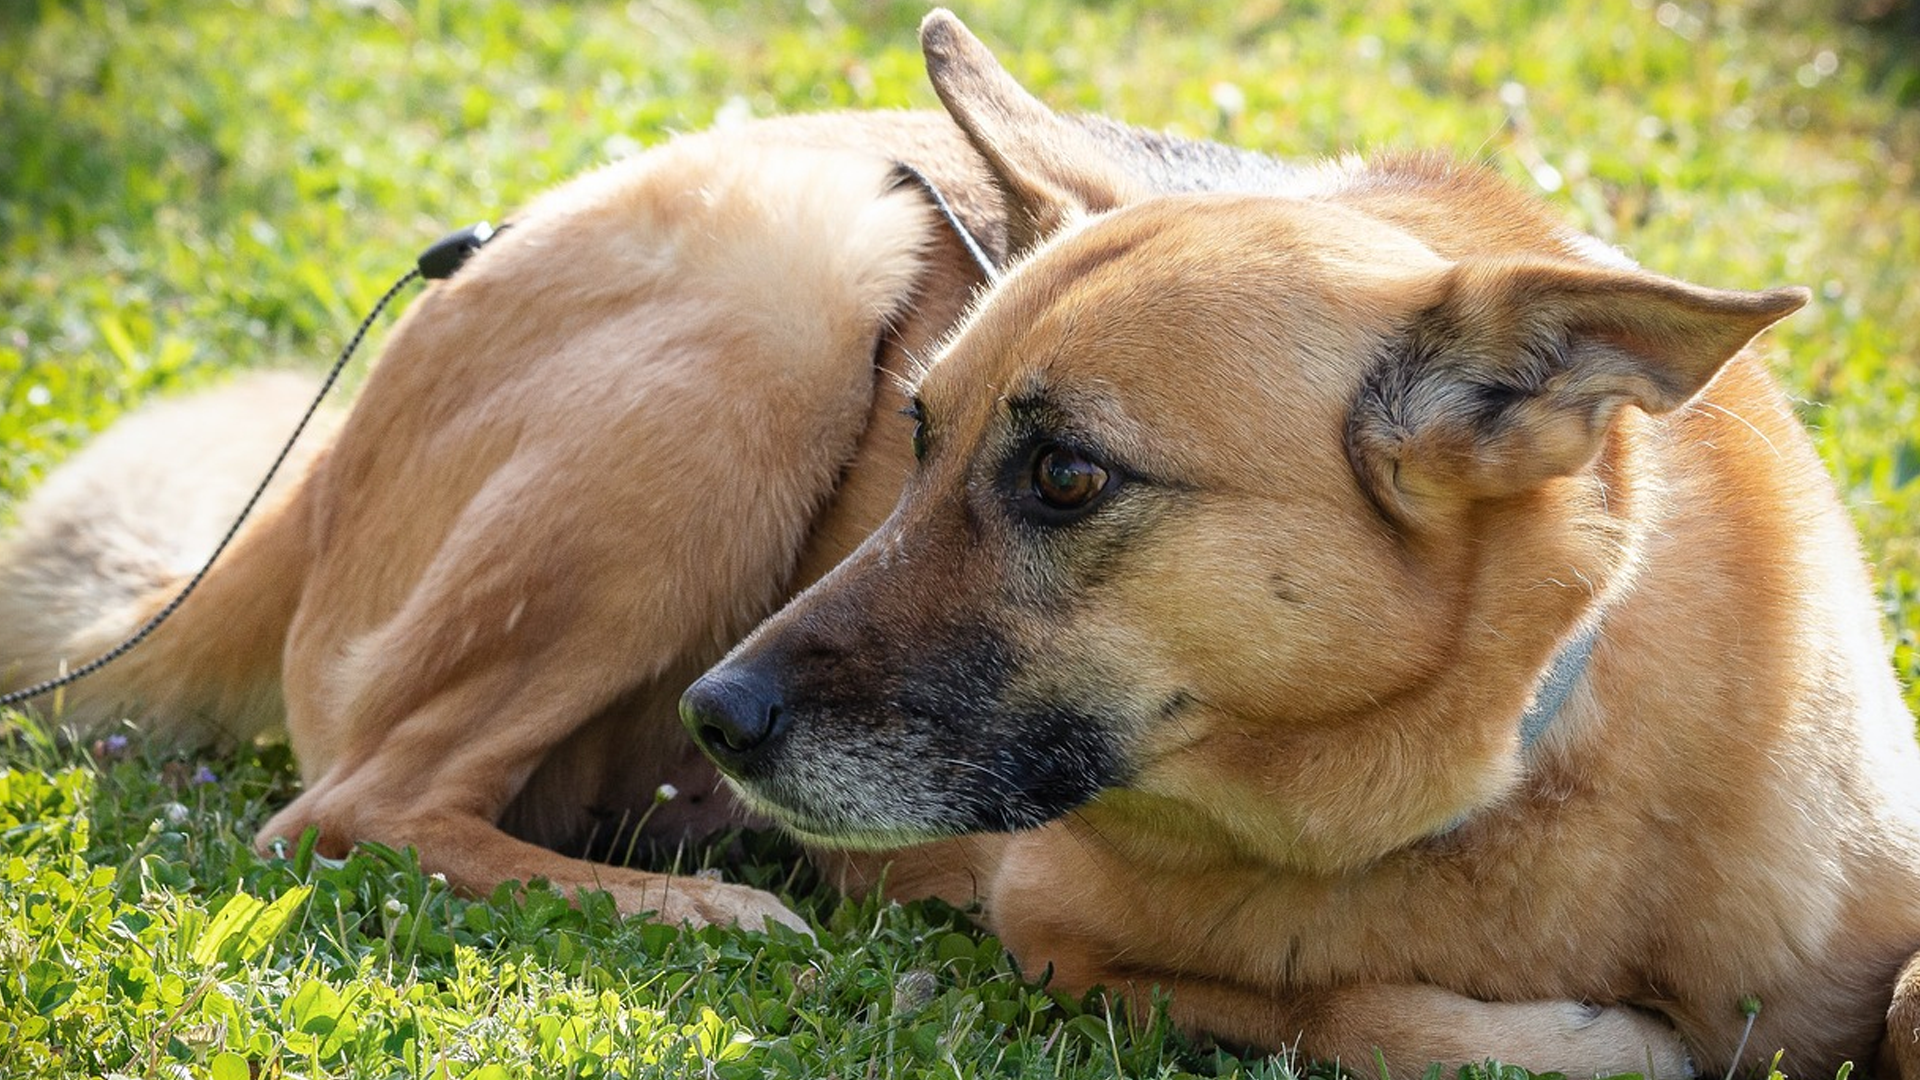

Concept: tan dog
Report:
left=683, top=13, right=1920, bottom=1079
left=3, top=10, right=1917, bottom=1077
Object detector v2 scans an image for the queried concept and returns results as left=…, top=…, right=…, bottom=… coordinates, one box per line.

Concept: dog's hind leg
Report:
left=258, top=131, right=943, bottom=929
left=261, top=390, right=863, bottom=930
left=1885, top=950, right=1920, bottom=1079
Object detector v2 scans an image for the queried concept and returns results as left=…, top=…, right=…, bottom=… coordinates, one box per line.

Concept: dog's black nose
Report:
left=680, top=668, right=789, bottom=771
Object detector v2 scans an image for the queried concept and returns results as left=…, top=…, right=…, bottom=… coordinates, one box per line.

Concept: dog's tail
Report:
left=0, top=371, right=335, bottom=745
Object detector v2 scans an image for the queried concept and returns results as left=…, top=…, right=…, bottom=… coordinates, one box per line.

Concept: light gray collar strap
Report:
left=1431, top=624, right=1598, bottom=839
left=1517, top=624, right=1599, bottom=754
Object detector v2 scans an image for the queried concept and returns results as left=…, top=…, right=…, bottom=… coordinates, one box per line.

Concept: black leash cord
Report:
left=0, top=221, right=499, bottom=711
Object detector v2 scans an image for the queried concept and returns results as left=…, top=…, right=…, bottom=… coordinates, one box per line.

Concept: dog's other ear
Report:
left=1349, top=256, right=1807, bottom=514
left=920, top=10, right=1144, bottom=257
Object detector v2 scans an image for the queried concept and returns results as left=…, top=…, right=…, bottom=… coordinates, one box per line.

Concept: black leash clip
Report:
left=418, top=221, right=502, bottom=280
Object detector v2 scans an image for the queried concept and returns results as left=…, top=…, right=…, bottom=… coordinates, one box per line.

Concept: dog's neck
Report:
left=1422, top=624, right=1599, bottom=840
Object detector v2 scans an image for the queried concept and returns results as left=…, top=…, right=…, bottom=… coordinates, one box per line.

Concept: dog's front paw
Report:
left=618, top=875, right=814, bottom=938
left=1567, top=1004, right=1695, bottom=1078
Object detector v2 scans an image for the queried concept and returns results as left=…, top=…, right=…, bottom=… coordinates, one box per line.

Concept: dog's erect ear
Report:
left=1349, top=256, right=1807, bottom=513
left=920, top=10, right=1143, bottom=257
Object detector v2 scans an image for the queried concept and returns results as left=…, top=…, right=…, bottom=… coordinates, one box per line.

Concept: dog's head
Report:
left=682, top=12, right=1805, bottom=867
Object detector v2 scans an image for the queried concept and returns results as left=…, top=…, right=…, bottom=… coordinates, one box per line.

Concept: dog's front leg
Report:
left=1045, top=960, right=1692, bottom=1079
left=1163, top=979, right=1691, bottom=1079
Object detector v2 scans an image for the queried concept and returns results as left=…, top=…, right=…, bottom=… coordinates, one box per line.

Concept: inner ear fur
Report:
left=1348, top=255, right=1808, bottom=512
left=920, top=10, right=1144, bottom=257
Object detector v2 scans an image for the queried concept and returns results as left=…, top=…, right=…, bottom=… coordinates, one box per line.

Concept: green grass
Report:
left=1, top=0, right=1916, bottom=1076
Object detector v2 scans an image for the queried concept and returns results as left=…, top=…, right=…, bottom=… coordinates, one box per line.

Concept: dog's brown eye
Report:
left=904, top=398, right=929, bottom=462
left=1032, top=445, right=1108, bottom=511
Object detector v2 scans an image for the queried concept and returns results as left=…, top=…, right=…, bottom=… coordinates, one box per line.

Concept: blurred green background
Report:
left=1, top=2, right=1915, bottom=1077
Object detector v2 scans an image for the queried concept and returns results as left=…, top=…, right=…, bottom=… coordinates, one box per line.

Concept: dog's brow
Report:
left=1004, top=385, right=1121, bottom=442
left=1005, top=390, right=1051, bottom=417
